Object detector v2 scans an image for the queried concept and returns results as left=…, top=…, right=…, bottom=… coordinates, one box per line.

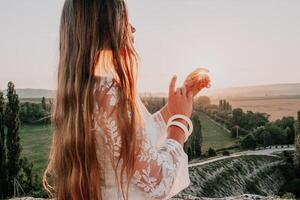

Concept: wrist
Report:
left=160, top=104, right=171, bottom=124
left=166, top=114, right=193, bottom=142
left=167, top=126, right=185, bottom=145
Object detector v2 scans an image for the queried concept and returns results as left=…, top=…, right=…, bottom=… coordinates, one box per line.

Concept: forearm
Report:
left=160, top=103, right=171, bottom=125
left=167, top=119, right=189, bottom=145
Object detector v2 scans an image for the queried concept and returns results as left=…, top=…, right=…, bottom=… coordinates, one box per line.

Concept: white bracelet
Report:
left=167, top=121, right=190, bottom=142
left=168, top=114, right=193, bottom=136
left=166, top=114, right=193, bottom=142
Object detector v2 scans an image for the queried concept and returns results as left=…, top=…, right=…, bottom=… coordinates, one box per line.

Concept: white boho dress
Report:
left=92, top=73, right=190, bottom=200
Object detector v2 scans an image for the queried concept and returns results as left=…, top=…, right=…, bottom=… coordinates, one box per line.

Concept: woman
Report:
left=43, top=0, right=207, bottom=199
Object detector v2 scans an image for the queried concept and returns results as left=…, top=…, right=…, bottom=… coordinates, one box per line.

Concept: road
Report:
left=188, top=146, right=295, bottom=168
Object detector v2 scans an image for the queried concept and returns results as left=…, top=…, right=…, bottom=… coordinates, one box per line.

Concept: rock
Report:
left=10, top=194, right=282, bottom=200
left=175, top=155, right=285, bottom=198
left=10, top=198, right=49, bottom=200
left=171, top=194, right=281, bottom=200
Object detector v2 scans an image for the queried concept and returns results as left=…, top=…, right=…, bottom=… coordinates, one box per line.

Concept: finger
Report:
left=182, top=86, right=187, bottom=97
left=194, top=87, right=203, bottom=96
left=188, top=91, right=193, bottom=101
left=175, top=88, right=181, bottom=95
left=169, top=75, right=177, bottom=96
left=184, top=82, right=193, bottom=88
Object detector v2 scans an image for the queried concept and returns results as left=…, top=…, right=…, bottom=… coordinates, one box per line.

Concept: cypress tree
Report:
left=0, top=92, right=7, bottom=198
left=226, top=102, right=230, bottom=111
left=191, top=115, right=203, bottom=157
left=297, top=110, right=300, bottom=129
left=4, top=82, right=21, bottom=196
left=41, top=96, right=47, bottom=111
left=193, top=117, right=202, bottom=157
left=295, top=111, right=300, bottom=170
left=162, top=97, right=166, bottom=107
left=183, top=115, right=203, bottom=159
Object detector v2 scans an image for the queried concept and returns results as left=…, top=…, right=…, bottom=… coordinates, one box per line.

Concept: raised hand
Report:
left=183, top=68, right=211, bottom=97
left=168, top=75, right=193, bottom=118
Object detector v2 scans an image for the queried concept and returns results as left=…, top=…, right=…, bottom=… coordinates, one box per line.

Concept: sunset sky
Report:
left=0, top=0, right=299, bottom=93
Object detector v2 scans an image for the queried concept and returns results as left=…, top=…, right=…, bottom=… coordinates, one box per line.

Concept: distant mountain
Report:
left=1, top=83, right=300, bottom=99
left=140, top=83, right=300, bottom=99
left=1, top=88, right=55, bottom=99
left=203, top=83, right=300, bottom=99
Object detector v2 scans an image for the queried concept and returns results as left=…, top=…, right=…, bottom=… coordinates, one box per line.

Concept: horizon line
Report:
left=1, top=81, right=300, bottom=93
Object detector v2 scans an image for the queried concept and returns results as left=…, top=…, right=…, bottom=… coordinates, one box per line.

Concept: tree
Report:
left=225, top=102, right=230, bottom=111
left=281, top=178, right=300, bottom=197
left=265, top=124, right=287, bottom=145
left=222, top=150, right=230, bottom=156
left=4, top=82, right=21, bottom=196
left=244, top=111, right=269, bottom=130
left=241, top=134, right=257, bottom=150
left=232, top=108, right=244, bottom=126
left=218, top=99, right=232, bottom=111
left=275, top=117, right=295, bottom=144
left=194, top=96, right=211, bottom=111
left=207, top=147, right=217, bottom=157
left=18, top=157, right=34, bottom=194
left=19, top=102, right=49, bottom=124
left=0, top=92, right=7, bottom=198
left=281, top=192, right=296, bottom=199
left=192, top=116, right=202, bottom=157
left=186, top=148, right=192, bottom=161
left=219, top=100, right=223, bottom=110
left=284, top=127, right=293, bottom=144
left=295, top=111, right=300, bottom=170
left=41, top=97, right=47, bottom=111
left=184, top=114, right=203, bottom=159
left=298, top=111, right=300, bottom=125
left=253, top=126, right=270, bottom=147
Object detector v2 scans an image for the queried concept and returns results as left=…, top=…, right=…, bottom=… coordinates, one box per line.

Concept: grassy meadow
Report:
left=18, top=96, right=299, bottom=178
left=19, top=112, right=237, bottom=179
left=19, top=98, right=52, bottom=103
left=19, top=124, right=52, bottom=177
left=198, top=113, right=238, bottom=152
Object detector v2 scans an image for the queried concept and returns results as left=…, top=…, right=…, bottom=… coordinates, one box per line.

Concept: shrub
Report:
left=207, top=147, right=217, bottom=157
left=240, top=134, right=257, bottom=150
left=282, top=192, right=296, bottom=199
left=222, top=150, right=230, bottom=156
left=281, top=178, right=300, bottom=197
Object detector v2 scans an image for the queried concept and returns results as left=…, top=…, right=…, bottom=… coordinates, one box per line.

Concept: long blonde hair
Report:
left=43, top=0, right=141, bottom=199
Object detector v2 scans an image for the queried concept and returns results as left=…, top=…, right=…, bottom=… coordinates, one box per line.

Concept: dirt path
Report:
left=189, top=147, right=294, bottom=168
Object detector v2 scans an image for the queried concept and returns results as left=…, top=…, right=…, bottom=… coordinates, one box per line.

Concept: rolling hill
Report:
left=1, top=88, right=55, bottom=98
left=1, top=83, right=300, bottom=99
left=204, top=83, right=300, bottom=99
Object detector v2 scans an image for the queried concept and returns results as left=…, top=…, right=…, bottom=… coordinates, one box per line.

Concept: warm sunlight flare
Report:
left=0, top=1, right=299, bottom=200
left=184, top=68, right=211, bottom=96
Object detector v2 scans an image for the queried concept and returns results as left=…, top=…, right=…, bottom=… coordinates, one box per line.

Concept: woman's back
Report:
left=43, top=1, right=196, bottom=199
left=91, top=74, right=190, bottom=199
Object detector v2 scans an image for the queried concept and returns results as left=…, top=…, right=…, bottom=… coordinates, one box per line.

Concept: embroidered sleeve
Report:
left=93, top=77, right=186, bottom=199
left=152, top=110, right=168, bottom=146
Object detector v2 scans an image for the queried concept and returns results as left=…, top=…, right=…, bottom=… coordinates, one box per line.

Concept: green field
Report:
left=19, top=98, right=52, bottom=103
left=19, top=112, right=237, bottom=178
left=198, top=112, right=238, bottom=152
left=19, top=124, right=52, bottom=177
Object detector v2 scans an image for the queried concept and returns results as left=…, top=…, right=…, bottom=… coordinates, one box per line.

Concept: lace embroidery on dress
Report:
left=152, top=111, right=166, bottom=130
left=92, top=75, right=185, bottom=199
